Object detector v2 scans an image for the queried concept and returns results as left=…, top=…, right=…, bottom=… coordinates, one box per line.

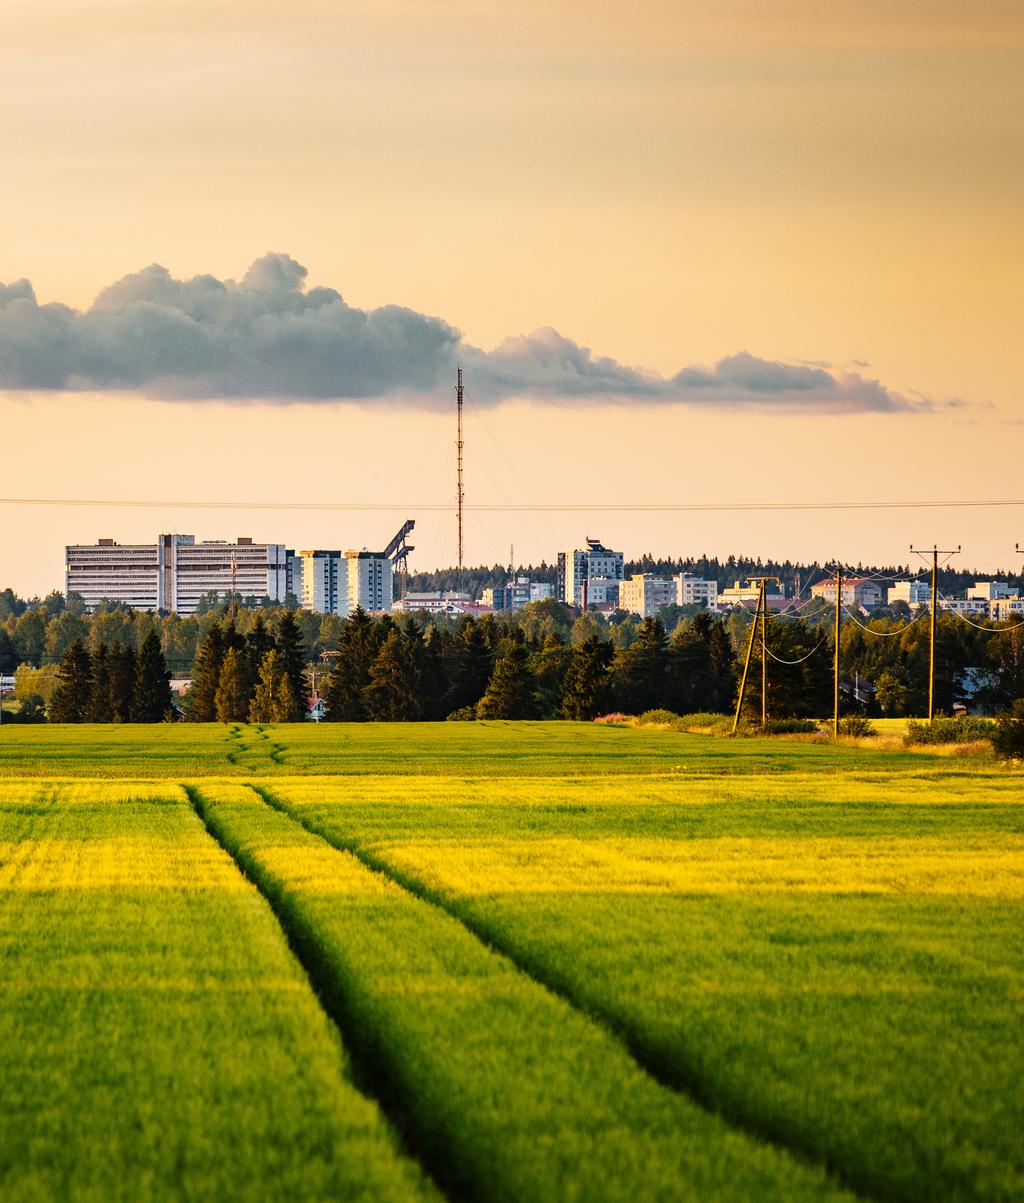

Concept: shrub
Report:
left=756, top=718, right=820, bottom=735
left=992, top=700, right=1024, bottom=759
left=637, top=709, right=679, bottom=726
left=446, top=706, right=477, bottom=722
left=905, top=716, right=996, bottom=745
left=592, top=713, right=632, bottom=725
left=671, top=712, right=732, bottom=734
left=839, top=715, right=875, bottom=737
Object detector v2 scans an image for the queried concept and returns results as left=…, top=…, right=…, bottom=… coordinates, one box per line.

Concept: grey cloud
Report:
left=0, top=253, right=927, bottom=412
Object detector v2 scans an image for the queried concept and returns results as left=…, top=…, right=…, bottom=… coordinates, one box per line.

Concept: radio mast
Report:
left=456, top=366, right=464, bottom=574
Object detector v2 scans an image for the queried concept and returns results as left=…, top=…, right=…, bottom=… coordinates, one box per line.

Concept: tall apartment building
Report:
left=66, top=535, right=287, bottom=615
left=559, top=538, right=625, bottom=606
left=346, top=551, right=393, bottom=613
left=619, top=574, right=676, bottom=618
left=674, top=573, right=718, bottom=609
left=300, top=550, right=349, bottom=616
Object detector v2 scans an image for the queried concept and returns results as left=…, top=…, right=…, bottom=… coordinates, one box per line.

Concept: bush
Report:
left=446, top=706, right=477, bottom=722
left=992, top=700, right=1024, bottom=759
left=637, top=709, right=679, bottom=726
left=756, top=718, right=820, bottom=735
left=905, top=716, right=996, bottom=745
left=839, top=715, right=875, bottom=737
left=671, top=712, right=732, bottom=734
left=593, top=713, right=632, bottom=725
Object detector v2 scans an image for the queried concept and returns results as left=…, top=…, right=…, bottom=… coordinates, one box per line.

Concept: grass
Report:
left=0, top=780, right=438, bottom=1203
left=0, top=721, right=1021, bottom=1202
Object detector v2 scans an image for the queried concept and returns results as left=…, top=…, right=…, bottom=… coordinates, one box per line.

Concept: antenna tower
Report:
left=456, top=366, right=465, bottom=573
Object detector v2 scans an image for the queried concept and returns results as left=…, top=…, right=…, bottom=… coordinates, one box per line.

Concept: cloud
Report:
left=0, top=253, right=929, bottom=412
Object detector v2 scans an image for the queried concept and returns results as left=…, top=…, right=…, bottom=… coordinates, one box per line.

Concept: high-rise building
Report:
left=619, top=574, right=675, bottom=618
left=300, top=550, right=349, bottom=616
left=66, top=535, right=288, bottom=615
left=346, top=550, right=393, bottom=613
left=560, top=538, right=625, bottom=605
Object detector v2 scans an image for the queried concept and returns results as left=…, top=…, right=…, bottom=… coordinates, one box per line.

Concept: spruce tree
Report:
left=274, top=671, right=299, bottom=723
left=243, top=614, right=275, bottom=703
left=88, top=642, right=113, bottom=722
left=419, top=625, right=449, bottom=721
left=477, top=636, right=540, bottom=720
left=49, top=638, right=93, bottom=723
left=322, top=608, right=378, bottom=721
left=132, top=628, right=172, bottom=722
left=611, top=617, right=670, bottom=714
left=108, top=640, right=137, bottom=722
left=0, top=628, right=18, bottom=673
left=215, top=648, right=247, bottom=723
left=447, top=617, right=495, bottom=714
left=249, top=649, right=281, bottom=724
left=706, top=621, right=737, bottom=713
left=274, top=611, right=307, bottom=721
left=530, top=632, right=571, bottom=718
left=667, top=615, right=715, bottom=715
left=560, top=636, right=613, bottom=720
left=188, top=621, right=224, bottom=721
left=364, top=630, right=422, bottom=721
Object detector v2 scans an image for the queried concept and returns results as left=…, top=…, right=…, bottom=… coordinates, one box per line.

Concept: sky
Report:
left=1, top=1, right=1022, bottom=594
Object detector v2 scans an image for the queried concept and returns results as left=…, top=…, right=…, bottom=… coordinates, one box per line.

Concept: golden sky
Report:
left=1, top=1, right=1022, bottom=591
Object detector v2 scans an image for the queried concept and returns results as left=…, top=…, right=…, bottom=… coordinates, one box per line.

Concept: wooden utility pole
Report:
left=910, top=544, right=959, bottom=721
left=731, top=577, right=780, bottom=734
left=833, top=563, right=842, bottom=739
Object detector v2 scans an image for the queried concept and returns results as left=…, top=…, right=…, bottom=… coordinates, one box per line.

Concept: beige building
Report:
left=618, top=574, right=676, bottom=618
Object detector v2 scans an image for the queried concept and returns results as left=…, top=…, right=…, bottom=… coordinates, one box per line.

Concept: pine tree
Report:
left=364, top=630, right=422, bottom=721
left=274, top=671, right=299, bottom=723
left=706, top=621, right=737, bottom=713
left=477, top=636, right=540, bottom=720
left=249, top=649, right=282, bottom=724
left=108, top=640, right=137, bottom=722
left=188, top=621, right=224, bottom=721
left=274, top=611, right=307, bottom=721
left=419, top=625, right=449, bottom=721
left=667, top=614, right=715, bottom=715
left=322, top=608, right=378, bottom=721
left=49, top=638, right=93, bottom=723
left=132, top=628, right=172, bottom=722
left=243, top=614, right=275, bottom=703
left=530, top=632, right=571, bottom=717
left=215, top=648, right=248, bottom=723
left=559, top=636, right=613, bottom=720
left=88, top=642, right=113, bottom=722
left=447, top=617, right=495, bottom=714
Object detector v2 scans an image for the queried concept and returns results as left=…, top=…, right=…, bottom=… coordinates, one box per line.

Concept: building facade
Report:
left=887, top=580, right=931, bottom=607
left=618, top=574, right=676, bottom=618
left=346, top=551, right=393, bottom=613
left=674, top=573, right=718, bottom=609
left=561, top=538, right=625, bottom=606
left=809, top=576, right=884, bottom=610
left=300, top=550, right=349, bottom=616
left=66, top=535, right=288, bottom=615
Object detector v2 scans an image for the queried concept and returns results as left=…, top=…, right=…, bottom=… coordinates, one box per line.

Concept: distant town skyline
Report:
left=2, top=2, right=1022, bottom=593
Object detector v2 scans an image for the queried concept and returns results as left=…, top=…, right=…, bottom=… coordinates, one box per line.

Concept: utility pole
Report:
left=456, top=366, right=465, bottom=576
left=732, top=577, right=780, bottom=734
left=910, top=544, right=959, bottom=721
left=833, top=562, right=842, bottom=739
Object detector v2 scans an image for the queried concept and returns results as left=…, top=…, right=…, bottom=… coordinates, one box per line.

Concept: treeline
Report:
left=186, top=612, right=307, bottom=722
left=41, top=630, right=173, bottom=723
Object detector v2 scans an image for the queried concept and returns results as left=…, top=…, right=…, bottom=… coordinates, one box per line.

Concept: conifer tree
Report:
left=49, top=638, right=93, bottom=723
left=530, top=632, right=571, bottom=717
left=249, top=649, right=282, bottom=724
left=0, top=628, right=18, bottom=673
left=132, top=628, right=172, bottom=722
left=188, top=621, right=224, bottom=721
left=322, top=607, right=378, bottom=721
left=243, top=613, right=275, bottom=702
left=477, top=636, right=540, bottom=720
left=108, top=640, right=137, bottom=722
left=274, top=670, right=299, bottom=723
left=559, top=635, right=613, bottom=720
left=364, top=630, right=422, bottom=721
left=274, top=611, right=307, bottom=720
left=419, top=625, right=449, bottom=721
left=612, top=616, right=670, bottom=714
left=88, top=642, right=113, bottom=722
left=215, top=647, right=247, bottom=723
left=447, top=617, right=495, bottom=714
left=667, top=614, right=715, bottom=714
left=706, top=621, right=737, bottom=713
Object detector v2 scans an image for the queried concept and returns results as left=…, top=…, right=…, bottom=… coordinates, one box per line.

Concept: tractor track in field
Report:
left=182, top=783, right=465, bottom=1203
left=252, top=783, right=883, bottom=1203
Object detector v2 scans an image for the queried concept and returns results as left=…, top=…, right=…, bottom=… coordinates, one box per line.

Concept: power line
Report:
left=2, top=497, right=1024, bottom=514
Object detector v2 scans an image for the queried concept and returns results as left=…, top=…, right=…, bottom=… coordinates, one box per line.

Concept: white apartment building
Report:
left=561, top=538, right=625, bottom=606
left=301, top=550, right=349, bottom=616
left=887, top=580, right=931, bottom=607
left=989, top=597, right=1024, bottom=621
left=346, top=551, right=393, bottom=613
left=395, top=591, right=472, bottom=614
left=968, top=581, right=1017, bottom=602
left=66, top=535, right=288, bottom=615
left=810, top=576, right=884, bottom=611
left=529, top=582, right=554, bottom=602
left=675, top=573, right=718, bottom=609
left=619, top=574, right=676, bottom=618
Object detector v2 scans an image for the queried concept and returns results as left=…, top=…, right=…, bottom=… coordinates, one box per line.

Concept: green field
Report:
left=0, top=722, right=1021, bottom=1202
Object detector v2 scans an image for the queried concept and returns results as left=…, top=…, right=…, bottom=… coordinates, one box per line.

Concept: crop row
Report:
left=191, top=782, right=854, bottom=1203
left=266, top=778, right=1024, bottom=1203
